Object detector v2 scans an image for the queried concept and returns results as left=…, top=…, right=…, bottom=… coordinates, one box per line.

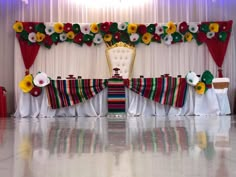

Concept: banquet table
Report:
left=14, top=78, right=231, bottom=118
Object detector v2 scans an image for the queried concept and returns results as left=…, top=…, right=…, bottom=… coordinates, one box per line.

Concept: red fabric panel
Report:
left=204, top=20, right=233, bottom=77
left=18, top=40, right=40, bottom=74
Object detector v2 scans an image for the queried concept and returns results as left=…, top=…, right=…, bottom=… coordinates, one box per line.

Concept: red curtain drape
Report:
left=205, top=20, right=233, bottom=77
left=18, top=39, right=40, bottom=75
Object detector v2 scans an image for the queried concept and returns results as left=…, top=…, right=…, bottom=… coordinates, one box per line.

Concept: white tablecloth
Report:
left=14, top=87, right=230, bottom=118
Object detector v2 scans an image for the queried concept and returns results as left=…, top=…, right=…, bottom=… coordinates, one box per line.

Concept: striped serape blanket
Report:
left=46, top=79, right=108, bottom=109
left=124, top=77, right=187, bottom=107
left=107, top=78, right=126, bottom=113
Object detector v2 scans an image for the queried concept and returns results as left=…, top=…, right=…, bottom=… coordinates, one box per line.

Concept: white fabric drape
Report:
left=1, top=0, right=235, bottom=113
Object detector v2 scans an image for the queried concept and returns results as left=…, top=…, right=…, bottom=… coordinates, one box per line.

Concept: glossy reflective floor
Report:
left=0, top=116, right=236, bottom=177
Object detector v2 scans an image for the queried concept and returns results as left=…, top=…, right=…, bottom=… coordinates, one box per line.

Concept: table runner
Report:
left=46, top=79, right=108, bottom=109
left=107, top=78, right=126, bottom=113
left=124, top=77, right=187, bottom=107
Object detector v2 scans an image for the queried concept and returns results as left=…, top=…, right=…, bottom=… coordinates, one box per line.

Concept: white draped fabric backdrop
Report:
left=0, top=0, right=235, bottom=114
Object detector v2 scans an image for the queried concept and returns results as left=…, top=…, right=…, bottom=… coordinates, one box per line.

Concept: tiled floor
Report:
left=0, top=115, right=236, bottom=177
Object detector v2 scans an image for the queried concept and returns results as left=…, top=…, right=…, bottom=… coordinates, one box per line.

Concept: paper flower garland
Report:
left=19, top=74, right=34, bottom=93
left=13, top=21, right=232, bottom=48
left=19, top=72, right=50, bottom=97
left=186, top=70, right=214, bottom=95
left=33, top=72, right=50, bottom=87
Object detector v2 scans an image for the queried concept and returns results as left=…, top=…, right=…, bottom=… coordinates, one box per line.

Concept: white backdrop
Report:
left=9, top=0, right=236, bottom=112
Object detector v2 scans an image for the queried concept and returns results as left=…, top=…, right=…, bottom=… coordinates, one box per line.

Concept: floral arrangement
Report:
left=185, top=70, right=214, bottom=95
left=19, top=72, right=50, bottom=96
left=13, top=21, right=231, bottom=48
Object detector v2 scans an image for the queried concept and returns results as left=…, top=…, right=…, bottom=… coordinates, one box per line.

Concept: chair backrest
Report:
left=105, top=42, right=136, bottom=78
left=212, top=78, right=230, bottom=93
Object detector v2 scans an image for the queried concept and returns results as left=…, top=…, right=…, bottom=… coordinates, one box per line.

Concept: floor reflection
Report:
left=0, top=116, right=236, bottom=177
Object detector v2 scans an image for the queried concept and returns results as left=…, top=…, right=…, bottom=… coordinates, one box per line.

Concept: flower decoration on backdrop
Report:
left=13, top=21, right=232, bottom=48
left=185, top=70, right=214, bottom=95
left=19, top=72, right=50, bottom=96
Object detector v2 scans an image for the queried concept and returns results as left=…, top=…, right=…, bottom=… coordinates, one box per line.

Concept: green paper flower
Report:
left=121, top=32, right=130, bottom=43
left=147, top=24, right=156, bottom=34
left=72, top=24, right=80, bottom=33
left=172, top=32, right=182, bottom=42
left=110, top=22, right=118, bottom=33
left=20, top=30, right=29, bottom=40
left=201, top=70, right=214, bottom=84
left=200, top=24, right=209, bottom=33
left=35, top=23, right=46, bottom=33
left=51, top=33, right=59, bottom=43
left=218, top=31, right=227, bottom=41
left=83, top=34, right=93, bottom=42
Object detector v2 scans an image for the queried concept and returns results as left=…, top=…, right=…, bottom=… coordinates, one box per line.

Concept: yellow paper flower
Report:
left=185, top=32, right=193, bottom=42
left=142, top=32, right=152, bottom=44
left=209, top=23, right=219, bottom=33
left=54, top=23, right=64, bottom=33
left=127, top=23, right=138, bottom=34
left=166, top=21, right=176, bottom=34
left=195, top=81, right=206, bottom=95
left=19, top=74, right=34, bottom=93
left=66, top=31, right=75, bottom=39
left=19, top=137, right=32, bottom=160
left=90, top=23, right=99, bottom=33
left=103, top=34, right=112, bottom=42
left=197, top=132, right=207, bottom=149
left=36, top=32, right=45, bottom=42
left=13, top=21, right=23, bottom=32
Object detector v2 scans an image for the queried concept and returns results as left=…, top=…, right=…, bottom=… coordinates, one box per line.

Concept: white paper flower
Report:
left=188, top=23, right=199, bottom=33
left=155, top=25, right=164, bottom=35
left=93, top=34, right=103, bottom=44
left=118, top=22, right=127, bottom=31
left=130, top=33, right=140, bottom=42
left=80, top=24, right=90, bottom=34
left=60, top=33, right=67, bottom=41
left=45, top=26, right=54, bottom=35
left=206, top=32, right=215, bottom=39
left=185, top=71, right=200, bottom=86
left=28, top=32, right=36, bottom=43
left=163, top=35, right=173, bottom=45
left=33, top=72, right=50, bottom=87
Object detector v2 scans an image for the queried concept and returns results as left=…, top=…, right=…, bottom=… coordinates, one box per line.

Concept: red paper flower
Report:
left=137, top=24, right=147, bottom=35
left=23, top=22, right=35, bottom=33
left=220, top=22, right=230, bottom=32
left=100, top=22, right=111, bottom=33
left=73, top=33, right=83, bottom=44
left=43, top=35, right=53, bottom=48
left=178, top=21, right=188, bottom=34
left=64, top=23, right=72, bottom=33
left=197, top=32, right=207, bottom=43
left=113, top=32, right=121, bottom=41
left=30, top=86, right=42, bottom=97
left=152, top=34, right=161, bottom=42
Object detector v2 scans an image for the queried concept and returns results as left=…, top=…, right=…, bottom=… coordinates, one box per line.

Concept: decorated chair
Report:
left=105, top=42, right=136, bottom=79
left=212, top=77, right=231, bottom=115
